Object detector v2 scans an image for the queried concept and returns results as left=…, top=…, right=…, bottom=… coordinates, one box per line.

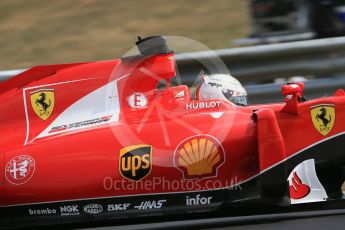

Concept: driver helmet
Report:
left=196, top=74, right=248, bottom=106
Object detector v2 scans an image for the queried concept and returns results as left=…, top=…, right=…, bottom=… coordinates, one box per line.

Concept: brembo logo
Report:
left=28, top=208, right=57, bottom=216
left=119, top=145, right=152, bottom=181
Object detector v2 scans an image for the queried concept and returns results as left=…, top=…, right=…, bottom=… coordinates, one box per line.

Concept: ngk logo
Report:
left=119, top=145, right=152, bottom=181
left=60, top=205, right=80, bottom=216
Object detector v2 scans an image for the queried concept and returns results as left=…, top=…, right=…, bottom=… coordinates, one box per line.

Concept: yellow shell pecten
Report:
left=178, top=138, right=221, bottom=176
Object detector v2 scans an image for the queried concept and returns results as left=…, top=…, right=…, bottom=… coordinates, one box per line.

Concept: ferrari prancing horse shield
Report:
left=30, top=89, right=55, bottom=120
left=310, top=104, right=335, bottom=136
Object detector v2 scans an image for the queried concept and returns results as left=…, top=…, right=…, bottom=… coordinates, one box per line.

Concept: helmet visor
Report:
left=222, top=89, right=248, bottom=106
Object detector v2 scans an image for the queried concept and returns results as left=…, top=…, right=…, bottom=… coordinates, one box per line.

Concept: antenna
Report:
left=135, top=36, right=172, bottom=56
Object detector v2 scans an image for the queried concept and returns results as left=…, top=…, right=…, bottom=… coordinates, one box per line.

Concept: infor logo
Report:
left=119, top=145, right=152, bottom=181
left=5, top=155, right=35, bottom=185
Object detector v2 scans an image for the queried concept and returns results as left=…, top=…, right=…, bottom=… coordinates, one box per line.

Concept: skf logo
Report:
left=119, top=145, right=152, bottom=181
left=311, top=104, right=335, bottom=136
left=107, top=203, right=131, bottom=211
left=174, top=135, right=225, bottom=179
left=30, top=89, right=55, bottom=120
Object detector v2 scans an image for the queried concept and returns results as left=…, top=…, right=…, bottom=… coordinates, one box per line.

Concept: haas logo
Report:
left=119, top=145, right=152, bottom=181
left=289, top=172, right=310, bottom=199
left=311, top=104, right=335, bottom=136
left=30, top=89, right=55, bottom=120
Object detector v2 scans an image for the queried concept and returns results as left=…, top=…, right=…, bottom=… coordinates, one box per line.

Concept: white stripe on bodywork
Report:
left=34, top=79, right=123, bottom=140
left=23, top=78, right=102, bottom=145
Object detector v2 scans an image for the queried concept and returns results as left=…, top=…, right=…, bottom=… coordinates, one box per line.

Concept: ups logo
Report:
left=119, top=145, right=152, bottom=181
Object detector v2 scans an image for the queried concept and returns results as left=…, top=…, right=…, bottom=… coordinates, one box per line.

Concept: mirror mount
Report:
left=281, top=82, right=305, bottom=114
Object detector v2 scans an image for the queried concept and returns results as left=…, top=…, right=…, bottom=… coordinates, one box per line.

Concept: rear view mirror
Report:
left=281, top=82, right=304, bottom=99
left=281, top=82, right=305, bottom=114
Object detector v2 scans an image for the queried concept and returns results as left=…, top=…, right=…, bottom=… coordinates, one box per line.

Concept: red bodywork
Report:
left=1, top=51, right=345, bottom=208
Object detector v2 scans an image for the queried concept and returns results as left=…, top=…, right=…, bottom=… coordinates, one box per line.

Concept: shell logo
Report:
left=174, top=135, right=225, bottom=179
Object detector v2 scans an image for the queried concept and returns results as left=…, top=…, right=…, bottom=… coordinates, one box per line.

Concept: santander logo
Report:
left=289, top=172, right=311, bottom=199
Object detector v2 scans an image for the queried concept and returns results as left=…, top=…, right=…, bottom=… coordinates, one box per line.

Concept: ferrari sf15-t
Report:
left=1, top=36, right=345, bottom=228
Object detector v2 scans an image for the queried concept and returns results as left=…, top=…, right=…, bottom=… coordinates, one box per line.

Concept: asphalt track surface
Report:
left=82, top=212, right=345, bottom=230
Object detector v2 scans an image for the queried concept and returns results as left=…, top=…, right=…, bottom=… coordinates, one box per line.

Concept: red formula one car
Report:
left=1, top=36, right=345, bottom=228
